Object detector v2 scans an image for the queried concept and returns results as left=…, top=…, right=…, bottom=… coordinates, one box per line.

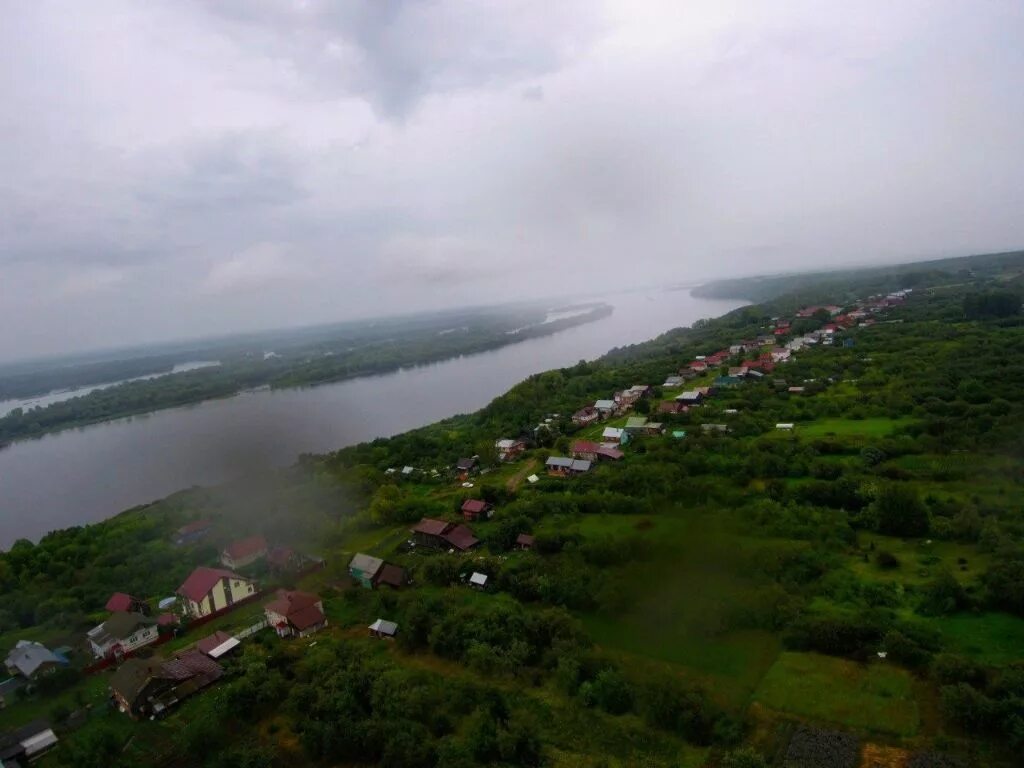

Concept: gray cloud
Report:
left=1, top=0, right=1023, bottom=361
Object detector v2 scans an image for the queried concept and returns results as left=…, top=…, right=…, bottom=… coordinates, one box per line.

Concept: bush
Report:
left=579, top=668, right=633, bottom=715
left=872, top=483, right=929, bottom=537
left=876, top=550, right=900, bottom=569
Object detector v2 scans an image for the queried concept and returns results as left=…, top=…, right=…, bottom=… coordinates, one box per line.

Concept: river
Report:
left=0, top=289, right=743, bottom=546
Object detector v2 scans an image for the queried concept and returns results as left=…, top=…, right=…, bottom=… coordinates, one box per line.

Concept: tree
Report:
left=873, top=483, right=929, bottom=537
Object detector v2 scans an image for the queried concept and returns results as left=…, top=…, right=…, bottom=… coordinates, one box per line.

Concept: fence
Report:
left=234, top=617, right=269, bottom=640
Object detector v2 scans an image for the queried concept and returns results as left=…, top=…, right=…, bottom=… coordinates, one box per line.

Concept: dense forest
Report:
left=0, top=253, right=1022, bottom=767
left=0, top=302, right=611, bottom=442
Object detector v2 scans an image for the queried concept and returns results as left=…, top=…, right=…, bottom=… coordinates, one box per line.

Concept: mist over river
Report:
left=0, top=289, right=743, bottom=546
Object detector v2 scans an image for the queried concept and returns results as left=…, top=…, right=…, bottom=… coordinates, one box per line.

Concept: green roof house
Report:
left=348, top=553, right=384, bottom=589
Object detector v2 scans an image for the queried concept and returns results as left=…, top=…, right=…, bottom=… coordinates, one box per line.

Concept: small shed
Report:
left=469, top=572, right=488, bottom=589
left=515, top=534, right=535, bottom=551
left=348, top=553, right=385, bottom=588
left=368, top=619, right=398, bottom=639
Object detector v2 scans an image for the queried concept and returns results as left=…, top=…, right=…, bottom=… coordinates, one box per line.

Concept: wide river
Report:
left=0, top=289, right=742, bottom=546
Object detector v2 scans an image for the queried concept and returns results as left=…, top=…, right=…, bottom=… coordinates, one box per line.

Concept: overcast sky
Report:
left=2, top=1, right=1023, bottom=361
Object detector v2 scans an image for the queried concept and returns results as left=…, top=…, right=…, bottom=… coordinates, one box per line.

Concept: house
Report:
left=624, top=416, right=648, bottom=434
left=625, top=384, right=651, bottom=399
left=0, top=719, right=58, bottom=763
left=374, top=563, right=408, bottom=589
left=571, top=440, right=623, bottom=461
left=593, top=399, right=617, bottom=417
left=265, top=590, right=327, bottom=638
left=545, top=457, right=591, bottom=476
left=601, top=427, right=627, bottom=444
left=4, top=642, right=67, bottom=680
left=675, top=390, right=704, bottom=405
left=728, top=366, right=748, bottom=377
left=688, top=361, right=708, bottom=372
left=461, top=499, right=493, bottom=522
left=572, top=406, right=600, bottom=426
left=663, top=375, right=683, bottom=388
left=455, top=457, right=478, bottom=477
left=515, top=534, right=535, bottom=551
left=110, top=652, right=223, bottom=719
left=368, top=619, right=398, bottom=640
left=173, top=519, right=212, bottom=546
left=658, top=400, right=685, bottom=414
left=177, top=567, right=257, bottom=619
left=87, top=612, right=159, bottom=660
left=713, top=376, right=741, bottom=387
left=677, top=368, right=698, bottom=380
left=770, top=348, right=792, bottom=363
left=700, top=423, right=730, bottom=433
left=105, top=592, right=149, bottom=615
left=469, top=572, right=488, bottom=590
left=220, top=535, right=268, bottom=570
left=495, top=438, right=527, bottom=462
left=348, top=553, right=384, bottom=587
left=410, top=519, right=479, bottom=551
left=643, top=421, right=664, bottom=435
left=195, top=631, right=239, bottom=659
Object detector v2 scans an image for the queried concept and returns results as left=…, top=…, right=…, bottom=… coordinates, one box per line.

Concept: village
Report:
left=0, top=288, right=915, bottom=763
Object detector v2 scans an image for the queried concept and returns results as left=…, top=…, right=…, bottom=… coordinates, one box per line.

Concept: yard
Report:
left=752, top=652, right=920, bottom=737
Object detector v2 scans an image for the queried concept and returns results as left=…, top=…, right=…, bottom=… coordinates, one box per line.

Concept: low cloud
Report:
left=200, top=243, right=306, bottom=295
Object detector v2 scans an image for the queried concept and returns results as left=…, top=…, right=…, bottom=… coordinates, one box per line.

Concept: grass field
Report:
left=799, top=417, right=912, bottom=438
left=753, top=652, right=920, bottom=737
left=936, top=613, right=1024, bottom=665
left=849, top=534, right=988, bottom=587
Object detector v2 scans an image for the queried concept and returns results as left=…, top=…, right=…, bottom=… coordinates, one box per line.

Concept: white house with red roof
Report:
left=264, top=590, right=327, bottom=638
left=220, top=535, right=268, bottom=569
left=176, top=567, right=257, bottom=619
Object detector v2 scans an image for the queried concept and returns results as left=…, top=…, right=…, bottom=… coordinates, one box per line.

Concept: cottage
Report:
left=110, top=652, right=223, bottom=719
left=173, top=519, right=212, bottom=546
left=643, top=421, right=664, bottom=435
left=601, top=427, right=627, bottom=444
left=348, top=553, right=384, bottom=588
left=700, top=423, right=730, bottom=433
left=461, top=499, right=493, bottom=522
left=0, top=719, right=59, bottom=763
left=545, top=457, right=591, bottom=476
left=410, top=519, right=479, bottom=551
left=469, top=572, right=488, bottom=590
left=105, top=592, right=149, bottom=615
left=177, top=567, right=257, bottom=619
left=515, top=533, right=535, bottom=551
left=570, top=440, right=623, bottom=462
left=593, top=399, right=617, bottom=416
left=195, top=631, right=239, bottom=659
left=624, top=416, right=648, bottom=434
left=265, top=590, right=327, bottom=638
left=688, top=361, right=708, bottom=372
left=374, top=563, right=408, bottom=589
left=368, top=619, right=398, bottom=640
left=4, top=642, right=67, bottom=680
left=455, top=457, right=478, bottom=477
left=675, top=390, right=704, bottom=405
left=220, top=535, right=268, bottom=569
left=495, top=438, right=527, bottom=462
left=571, top=406, right=600, bottom=426
left=663, top=375, right=683, bottom=388
left=87, top=612, right=159, bottom=659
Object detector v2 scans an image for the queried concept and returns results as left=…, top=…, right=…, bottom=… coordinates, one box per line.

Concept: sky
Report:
left=2, top=0, right=1023, bottom=362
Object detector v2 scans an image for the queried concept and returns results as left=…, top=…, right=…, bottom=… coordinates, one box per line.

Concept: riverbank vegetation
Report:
left=0, top=302, right=611, bottom=443
left=0, top=252, right=1022, bottom=766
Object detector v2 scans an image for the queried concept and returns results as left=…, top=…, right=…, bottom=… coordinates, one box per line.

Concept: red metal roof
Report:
left=516, top=533, right=535, bottom=546
left=105, top=592, right=137, bottom=612
left=443, top=525, right=479, bottom=551
left=264, top=589, right=320, bottom=618
left=412, top=518, right=451, bottom=536
left=177, top=567, right=245, bottom=602
left=461, top=499, right=488, bottom=514
left=196, top=631, right=233, bottom=656
left=571, top=440, right=600, bottom=454
left=223, top=535, right=267, bottom=561
left=288, top=605, right=326, bottom=631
